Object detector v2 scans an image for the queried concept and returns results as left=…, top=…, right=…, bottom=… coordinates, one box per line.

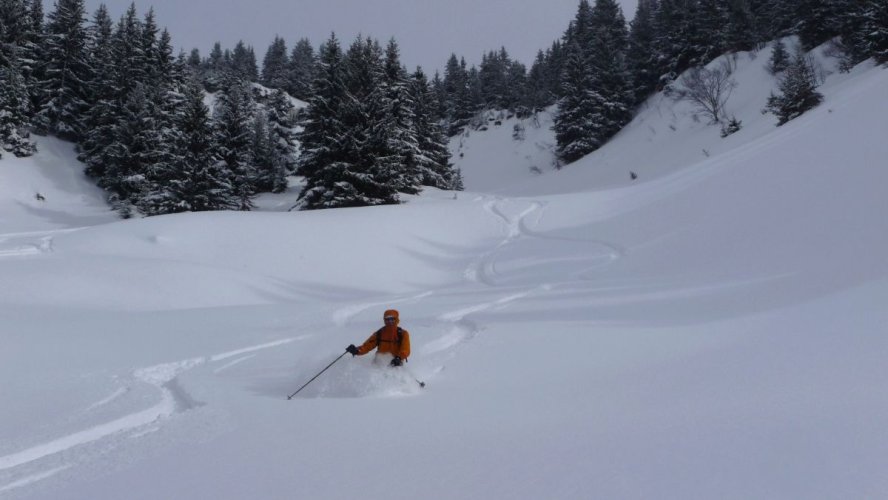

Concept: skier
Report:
left=346, top=309, right=411, bottom=367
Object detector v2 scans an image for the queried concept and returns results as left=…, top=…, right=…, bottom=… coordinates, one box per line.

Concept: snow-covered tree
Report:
left=627, top=0, right=659, bottom=103
left=553, top=42, right=603, bottom=164
left=261, top=36, right=289, bottom=89
left=79, top=3, right=117, bottom=178
left=764, top=49, right=823, bottom=125
left=768, top=38, right=791, bottom=74
left=231, top=40, right=258, bottom=81
left=101, top=84, right=163, bottom=214
left=288, top=38, right=316, bottom=100
left=33, top=0, right=90, bottom=141
left=866, top=0, right=888, bottom=63
left=214, top=77, right=257, bottom=210
left=139, top=81, right=235, bottom=214
left=409, top=67, right=456, bottom=190
left=0, top=61, right=37, bottom=156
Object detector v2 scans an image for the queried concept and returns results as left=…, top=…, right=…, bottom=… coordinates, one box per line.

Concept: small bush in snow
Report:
left=720, top=116, right=742, bottom=137
left=513, top=123, right=526, bottom=141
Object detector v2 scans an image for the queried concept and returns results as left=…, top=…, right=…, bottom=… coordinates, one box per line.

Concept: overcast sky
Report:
left=60, top=0, right=638, bottom=73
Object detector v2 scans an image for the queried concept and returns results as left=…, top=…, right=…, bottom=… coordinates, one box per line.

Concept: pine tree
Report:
left=0, top=0, right=30, bottom=66
left=768, top=38, right=790, bottom=74
left=505, top=60, right=528, bottom=115
left=409, top=67, right=456, bottom=190
left=261, top=35, right=289, bottom=89
left=866, top=0, right=888, bottom=63
left=652, top=0, right=697, bottom=83
left=298, top=34, right=360, bottom=208
left=526, top=50, right=554, bottom=112
left=250, top=111, right=285, bottom=193
left=214, top=77, right=257, bottom=210
left=139, top=81, right=234, bottom=214
left=693, top=0, right=727, bottom=64
left=588, top=0, right=633, bottom=140
left=288, top=38, right=316, bottom=99
left=297, top=34, right=399, bottom=209
left=24, top=0, right=46, bottom=111
left=265, top=88, right=298, bottom=176
left=110, top=4, right=146, bottom=101
left=795, top=0, right=842, bottom=50
left=553, top=42, right=603, bottom=163
left=231, top=41, right=257, bottom=81
left=372, top=38, right=421, bottom=194
left=203, top=41, right=227, bottom=91
left=0, top=61, right=37, bottom=156
left=724, top=0, right=758, bottom=52
left=102, top=84, right=163, bottom=214
left=80, top=3, right=117, bottom=178
left=442, top=55, right=475, bottom=135
left=764, top=49, right=823, bottom=125
left=756, top=0, right=795, bottom=40
left=627, top=0, right=659, bottom=104
left=33, top=0, right=90, bottom=141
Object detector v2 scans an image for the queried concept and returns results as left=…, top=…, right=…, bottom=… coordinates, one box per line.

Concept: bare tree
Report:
left=675, top=60, right=737, bottom=124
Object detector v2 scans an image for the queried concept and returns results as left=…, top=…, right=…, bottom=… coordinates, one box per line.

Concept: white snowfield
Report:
left=1, top=46, right=887, bottom=499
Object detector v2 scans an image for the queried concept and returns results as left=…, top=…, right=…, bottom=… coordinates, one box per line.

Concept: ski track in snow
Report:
left=0, top=466, right=72, bottom=494
left=82, top=387, right=129, bottom=413
left=331, top=291, right=434, bottom=327
left=0, top=338, right=300, bottom=488
left=213, top=354, right=258, bottom=374
left=0, top=228, right=86, bottom=258
left=0, top=234, right=54, bottom=257
left=431, top=196, right=615, bottom=372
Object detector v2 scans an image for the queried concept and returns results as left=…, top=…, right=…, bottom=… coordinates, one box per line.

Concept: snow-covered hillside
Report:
left=1, top=47, right=887, bottom=499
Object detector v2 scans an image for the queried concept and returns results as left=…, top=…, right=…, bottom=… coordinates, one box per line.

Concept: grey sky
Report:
left=61, top=0, right=638, bottom=73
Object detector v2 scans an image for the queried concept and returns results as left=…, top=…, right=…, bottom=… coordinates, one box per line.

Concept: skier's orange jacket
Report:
left=357, top=309, right=411, bottom=359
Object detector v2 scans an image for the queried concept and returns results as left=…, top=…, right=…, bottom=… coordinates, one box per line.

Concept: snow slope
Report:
left=1, top=48, right=887, bottom=499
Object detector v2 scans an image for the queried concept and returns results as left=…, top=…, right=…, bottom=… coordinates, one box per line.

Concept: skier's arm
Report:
left=356, top=331, right=379, bottom=355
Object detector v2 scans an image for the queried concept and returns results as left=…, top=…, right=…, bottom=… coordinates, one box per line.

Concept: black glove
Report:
left=346, top=344, right=358, bottom=356
left=390, top=356, right=403, bottom=367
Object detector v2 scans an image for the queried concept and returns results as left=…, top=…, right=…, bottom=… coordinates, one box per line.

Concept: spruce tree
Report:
left=80, top=3, right=117, bottom=178
left=724, top=0, right=758, bottom=52
left=526, top=50, right=554, bottom=112
left=627, top=0, right=659, bottom=104
left=265, top=88, right=298, bottom=176
left=795, top=0, right=842, bottom=50
left=765, top=49, right=823, bottom=125
left=203, top=42, right=227, bottom=91
left=410, top=67, right=456, bottom=190
left=298, top=34, right=358, bottom=208
left=768, top=38, right=790, bottom=74
left=102, top=84, right=163, bottom=214
left=33, top=0, right=90, bottom=141
left=866, top=0, right=888, bottom=63
left=553, top=42, right=603, bottom=163
left=373, top=38, right=421, bottom=195
left=588, top=0, right=633, bottom=140
left=214, top=77, right=257, bottom=210
left=110, top=4, right=146, bottom=101
left=140, top=81, right=234, bottom=214
left=288, top=38, right=316, bottom=100
left=231, top=41, right=257, bottom=81
left=261, top=35, right=289, bottom=89
left=0, top=61, right=37, bottom=156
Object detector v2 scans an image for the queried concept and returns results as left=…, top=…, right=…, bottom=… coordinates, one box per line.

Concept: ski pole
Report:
left=287, top=351, right=347, bottom=400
